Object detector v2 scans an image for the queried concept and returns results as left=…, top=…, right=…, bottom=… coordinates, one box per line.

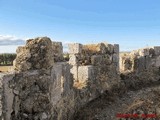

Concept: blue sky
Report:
left=0, top=0, right=160, bottom=53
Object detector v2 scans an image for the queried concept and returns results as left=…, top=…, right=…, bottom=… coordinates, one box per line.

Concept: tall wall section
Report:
left=0, top=37, right=120, bottom=120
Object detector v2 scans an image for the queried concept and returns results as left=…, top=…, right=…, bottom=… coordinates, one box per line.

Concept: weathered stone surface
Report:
left=1, top=74, right=14, bottom=120
left=120, top=47, right=160, bottom=73
left=77, top=66, right=93, bottom=83
left=149, top=48, right=155, bottom=56
left=14, top=37, right=54, bottom=71
left=132, top=56, right=139, bottom=71
left=154, top=46, right=160, bottom=56
left=145, top=56, right=152, bottom=69
left=103, top=54, right=112, bottom=65
left=68, top=42, right=119, bottom=67
left=68, top=43, right=82, bottom=54
left=113, top=44, right=119, bottom=54
left=69, top=54, right=78, bottom=65
left=97, top=43, right=107, bottom=54
left=52, top=42, right=63, bottom=62
left=123, top=57, right=132, bottom=71
left=138, top=56, right=145, bottom=72
left=82, top=43, right=107, bottom=54
left=130, top=50, right=139, bottom=56
left=70, top=65, right=78, bottom=82
left=139, top=48, right=149, bottom=56
left=106, top=44, right=114, bottom=54
left=91, top=55, right=102, bottom=66
left=112, top=53, right=119, bottom=63
left=1, top=38, right=121, bottom=120
left=155, top=56, right=160, bottom=67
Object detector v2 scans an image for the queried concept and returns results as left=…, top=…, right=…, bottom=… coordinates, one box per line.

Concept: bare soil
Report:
left=74, top=84, right=160, bottom=120
left=0, top=66, right=13, bottom=72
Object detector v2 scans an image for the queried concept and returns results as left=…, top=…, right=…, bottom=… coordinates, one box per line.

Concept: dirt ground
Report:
left=74, top=83, right=160, bottom=120
left=0, top=66, right=13, bottom=72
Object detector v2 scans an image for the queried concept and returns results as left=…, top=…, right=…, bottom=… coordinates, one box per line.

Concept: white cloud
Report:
left=0, top=35, right=27, bottom=41
left=0, top=35, right=26, bottom=45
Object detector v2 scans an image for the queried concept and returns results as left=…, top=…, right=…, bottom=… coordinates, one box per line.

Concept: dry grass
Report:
left=0, top=66, right=13, bottom=72
left=83, top=43, right=103, bottom=53
left=73, top=81, right=87, bottom=89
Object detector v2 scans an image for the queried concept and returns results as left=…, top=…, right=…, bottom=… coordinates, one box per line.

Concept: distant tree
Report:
left=0, top=53, right=16, bottom=65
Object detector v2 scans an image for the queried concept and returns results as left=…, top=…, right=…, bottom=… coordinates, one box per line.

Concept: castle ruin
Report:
left=0, top=37, right=160, bottom=120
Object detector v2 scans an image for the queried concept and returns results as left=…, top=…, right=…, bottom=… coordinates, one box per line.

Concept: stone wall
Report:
left=1, top=36, right=160, bottom=120
left=120, top=47, right=160, bottom=73
left=68, top=42, right=120, bottom=115
left=0, top=37, right=120, bottom=120
left=68, top=43, right=119, bottom=70
left=52, top=42, right=63, bottom=62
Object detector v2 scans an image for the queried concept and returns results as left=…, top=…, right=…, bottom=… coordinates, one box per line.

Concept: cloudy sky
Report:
left=0, top=35, right=25, bottom=45
left=0, top=0, right=160, bottom=53
left=0, top=35, right=25, bottom=53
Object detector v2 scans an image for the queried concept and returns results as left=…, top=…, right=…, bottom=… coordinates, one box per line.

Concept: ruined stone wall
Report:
left=118, top=47, right=160, bottom=96
left=68, top=42, right=120, bottom=113
left=120, top=47, right=160, bottom=73
left=68, top=43, right=119, bottom=69
left=0, top=37, right=120, bottom=120
left=1, top=36, right=159, bottom=120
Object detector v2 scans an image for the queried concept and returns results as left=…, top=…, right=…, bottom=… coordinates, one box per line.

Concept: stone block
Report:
left=52, top=42, right=63, bottom=61
left=98, top=43, right=107, bottom=54
left=103, top=55, right=112, bottom=65
left=69, top=54, right=78, bottom=65
left=112, top=53, right=119, bottom=63
left=132, top=57, right=138, bottom=71
left=114, top=44, right=119, bottom=53
left=51, top=62, right=72, bottom=99
left=106, top=44, right=114, bottom=54
left=119, top=56, right=124, bottom=71
left=145, top=56, right=151, bottom=69
left=138, top=56, right=145, bottom=72
left=52, top=42, right=63, bottom=54
left=78, top=66, right=94, bottom=83
left=112, top=53, right=119, bottom=71
left=1, top=74, right=15, bottom=120
left=154, top=46, right=160, bottom=56
left=130, top=50, right=139, bottom=56
left=149, top=48, right=155, bottom=56
left=139, top=48, right=149, bottom=56
left=91, top=55, right=102, bottom=66
left=70, top=66, right=78, bottom=82
left=68, top=43, right=82, bottom=54
left=123, top=58, right=132, bottom=71
left=155, top=56, right=160, bottom=67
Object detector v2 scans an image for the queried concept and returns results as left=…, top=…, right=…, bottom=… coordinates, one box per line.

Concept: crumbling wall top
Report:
left=120, top=46, right=160, bottom=73
left=13, top=37, right=54, bottom=72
